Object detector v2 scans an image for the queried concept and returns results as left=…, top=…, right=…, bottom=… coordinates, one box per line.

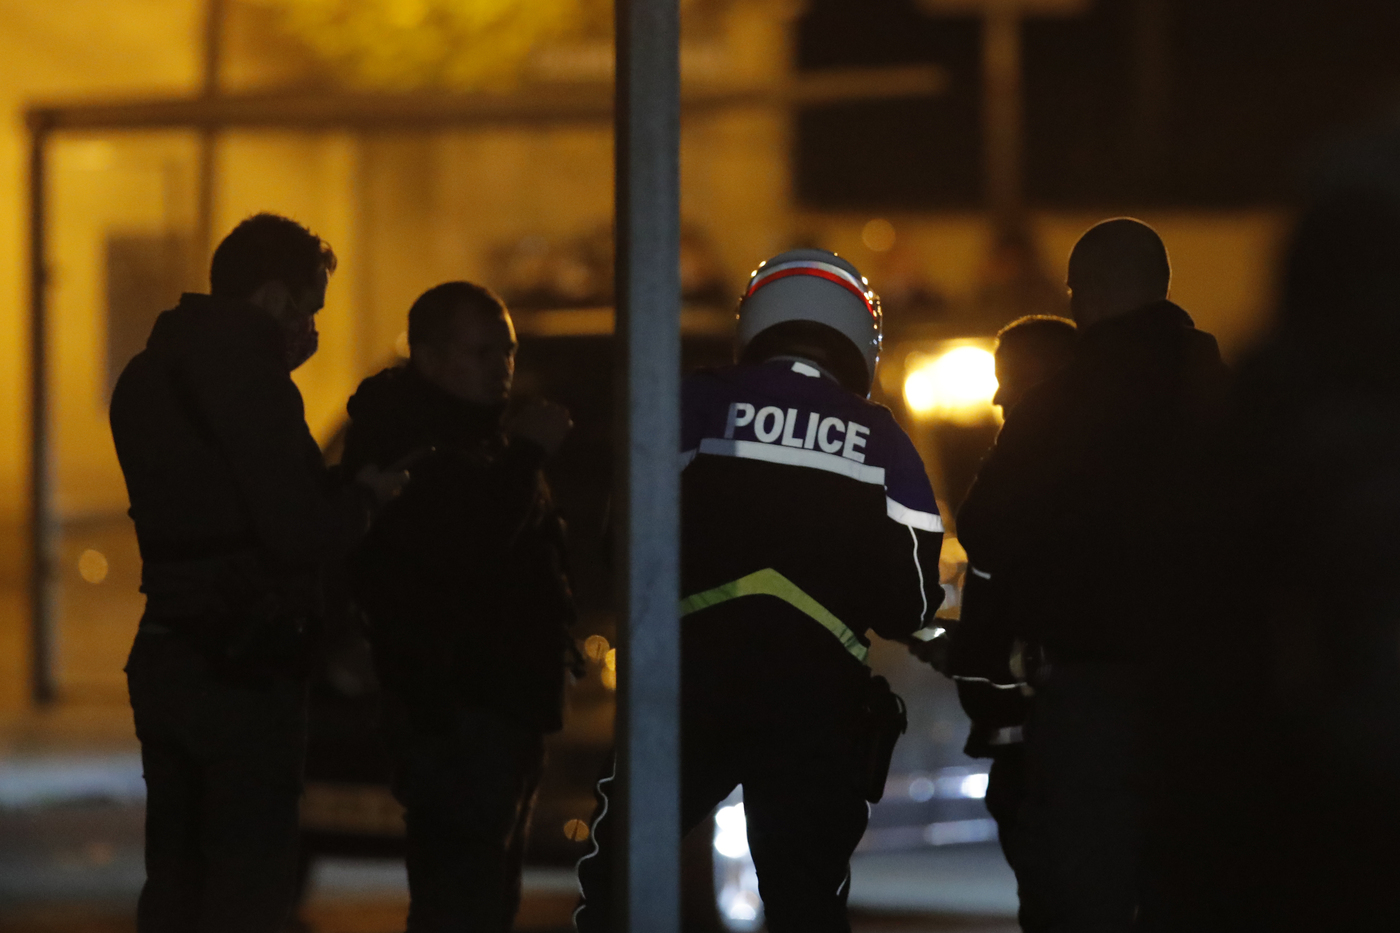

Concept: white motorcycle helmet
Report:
left=736, top=248, right=883, bottom=396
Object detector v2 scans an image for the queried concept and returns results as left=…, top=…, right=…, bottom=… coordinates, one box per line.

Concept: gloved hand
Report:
left=904, top=627, right=952, bottom=676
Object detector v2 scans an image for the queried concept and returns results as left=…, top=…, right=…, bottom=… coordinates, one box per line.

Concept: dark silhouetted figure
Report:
left=958, top=219, right=1228, bottom=932
left=110, top=213, right=407, bottom=933
left=991, top=316, right=1080, bottom=412
left=575, top=249, right=944, bottom=933
left=939, top=315, right=1077, bottom=878
left=339, top=282, right=576, bottom=933
left=1159, top=182, right=1400, bottom=931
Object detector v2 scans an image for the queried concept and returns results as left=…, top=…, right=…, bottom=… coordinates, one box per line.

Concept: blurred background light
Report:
left=712, top=793, right=764, bottom=931
left=713, top=802, right=749, bottom=859
left=582, top=634, right=610, bottom=662
left=77, top=550, right=108, bottom=585
left=903, top=344, right=999, bottom=424
left=861, top=218, right=897, bottom=252
left=959, top=772, right=989, bottom=799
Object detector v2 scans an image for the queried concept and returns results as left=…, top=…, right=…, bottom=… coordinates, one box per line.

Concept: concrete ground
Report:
left=0, top=828, right=1019, bottom=933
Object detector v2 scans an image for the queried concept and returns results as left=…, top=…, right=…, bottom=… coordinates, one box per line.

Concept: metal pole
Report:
left=194, top=0, right=225, bottom=275
left=614, top=0, right=681, bottom=929
left=28, top=121, right=56, bottom=704
left=1131, top=0, right=1171, bottom=196
left=983, top=0, right=1023, bottom=231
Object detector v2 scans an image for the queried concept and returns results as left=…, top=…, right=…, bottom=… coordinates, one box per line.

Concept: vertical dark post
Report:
left=194, top=0, right=225, bottom=273
left=982, top=2, right=1023, bottom=232
left=28, top=119, right=55, bottom=704
left=614, top=0, right=681, bottom=930
left=1131, top=0, right=1171, bottom=197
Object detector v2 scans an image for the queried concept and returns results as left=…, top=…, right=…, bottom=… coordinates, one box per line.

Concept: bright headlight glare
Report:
left=725, top=897, right=760, bottom=922
left=713, top=803, right=750, bottom=859
left=904, top=345, right=999, bottom=423
left=960, top=772, right=990, bottom=799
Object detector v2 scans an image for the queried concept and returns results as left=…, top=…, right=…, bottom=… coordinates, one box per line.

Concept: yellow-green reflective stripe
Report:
left=679, top=568, right=869, bottom=665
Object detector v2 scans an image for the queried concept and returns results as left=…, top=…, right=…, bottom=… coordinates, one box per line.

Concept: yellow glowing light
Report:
left=861, top=218, right=897, bottom=252
left=395, top=331, right=411, bottom=358
left=604, top=648, right=616, bottom=672
left=904, top=346, right=999, bottom=423
left=564, top=818, right=590, bottom=842
left=600, top=668, right=617, bottom=691
left=78, top=549, right=109, bottom=585
left=583, top=635, right=610, bottom=662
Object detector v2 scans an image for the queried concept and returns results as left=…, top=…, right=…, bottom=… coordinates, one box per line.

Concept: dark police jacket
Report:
left=340, top=364, right=575, bottom=735
left=681, top=360, right=943, bottom=707
left=958, top=301, right=1228, bottom=664
left=110, top=293, right=373, bottom=628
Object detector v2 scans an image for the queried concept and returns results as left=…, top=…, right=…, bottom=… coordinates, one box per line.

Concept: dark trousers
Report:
left=985, top=745, right=1028, bottom=874
left=126, top=631, right=308, bottom=933
left=1016, top=662, right=1144, bottom=933
left=575, top=682, right=869, bottom=933
left=385, top=703, right=545, bottom=933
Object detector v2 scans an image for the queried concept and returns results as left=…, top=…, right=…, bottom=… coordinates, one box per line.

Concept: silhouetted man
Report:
left=958, top=219, right=1227, bottom=931
left=937, top=315, right=1077, bottom=878
left=111, top=213, right=407, bottom=933
left=340, top=282, right=575, bottom=933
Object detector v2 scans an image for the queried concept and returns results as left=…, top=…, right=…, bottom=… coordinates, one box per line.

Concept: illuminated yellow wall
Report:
left=0, top=0, right=201, bottom=709
left=48, top=134, right=199, bottom=517
left=0, top=2, right=202, bottom=529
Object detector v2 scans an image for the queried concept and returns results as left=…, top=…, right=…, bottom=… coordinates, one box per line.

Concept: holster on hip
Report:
left=859, top=674, right=908, bottom=803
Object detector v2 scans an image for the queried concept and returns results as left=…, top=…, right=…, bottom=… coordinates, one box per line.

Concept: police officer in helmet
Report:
left=576, top=249, right=944, bottom=933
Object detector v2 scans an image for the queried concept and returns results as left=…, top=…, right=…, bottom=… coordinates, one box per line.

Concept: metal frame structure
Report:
left=27, top=120, right=52, bottom=703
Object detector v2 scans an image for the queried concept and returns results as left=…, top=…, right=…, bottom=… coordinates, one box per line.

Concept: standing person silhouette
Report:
left=340, top=282, right=576, bottom=933
left=959, top=219, right=1228, bottom=931
left=112, top=214, right=407, bottom=933
left=918, top=314, right=1078, bottom=881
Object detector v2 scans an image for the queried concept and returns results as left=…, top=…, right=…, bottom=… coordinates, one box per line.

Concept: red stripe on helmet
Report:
left=744, top=267, right=876, bottom=316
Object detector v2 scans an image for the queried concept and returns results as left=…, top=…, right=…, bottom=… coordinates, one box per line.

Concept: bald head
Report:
left=1067, top=218, right=1171, bottom=327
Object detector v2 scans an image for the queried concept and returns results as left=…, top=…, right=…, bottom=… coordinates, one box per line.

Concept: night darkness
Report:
left=796, top=0, right=1400, bottom=210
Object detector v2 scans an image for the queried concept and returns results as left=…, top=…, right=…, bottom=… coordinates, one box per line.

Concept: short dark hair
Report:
left=996, top=314, right=1078, bottom=364
left=1066, top=218, right=1170, bottom=299
left=407, top=281, right=509, bottom=351
left=209, top=213, right=337, bottom=301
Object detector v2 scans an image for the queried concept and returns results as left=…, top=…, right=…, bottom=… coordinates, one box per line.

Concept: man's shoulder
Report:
left=347, top=365, right=437, bottom=440
left=154, top=294, right=281, bottom=359
left=110, top=347, right=162, bottom=427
